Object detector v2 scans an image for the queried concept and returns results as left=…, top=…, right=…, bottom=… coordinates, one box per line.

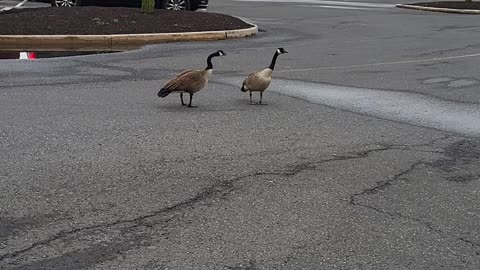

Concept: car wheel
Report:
left=51, top=0, right=81, bottom=7
left=161, top=0, right=191, bottom=10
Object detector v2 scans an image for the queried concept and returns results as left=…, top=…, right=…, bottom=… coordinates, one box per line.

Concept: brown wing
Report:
left=162, top=70, right=206, bottom=93
left=175, top=69, right=194, bottom=79
left=245, top=72, right=258, bottom=84
left=162, top=69, right=193, bottom=90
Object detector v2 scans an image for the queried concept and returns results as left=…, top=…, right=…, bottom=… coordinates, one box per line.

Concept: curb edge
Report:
left=0, top=21, right=259, bottom=50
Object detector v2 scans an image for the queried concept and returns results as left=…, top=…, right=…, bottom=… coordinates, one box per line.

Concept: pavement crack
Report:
left=352, top=197, right=480, bottom=253
left=349, top=138, right=480, bottom=253
left=458, top=237, right=480, bottom=250
left=0, top=174, right=240, bottom=262
left=0, top=140, right=448, bottom=264
left=225, top=259, right=258, bottom=270
left=0, top=145, right=390, bottom=263
left=351, top=161, right=425, bottom=198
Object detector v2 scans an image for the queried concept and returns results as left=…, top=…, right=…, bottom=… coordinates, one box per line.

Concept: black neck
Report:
left=268, top=52, right=280, bottom=70
left=206, top=53, right=216, bottom=70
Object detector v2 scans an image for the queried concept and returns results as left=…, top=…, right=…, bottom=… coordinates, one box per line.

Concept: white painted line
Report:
left=267, top=78, right=480, bottom=136
left=317, top=5, right=372, bottom=10
left=275, top=52, right=480, bottom=73
left=217, top=76, right=480, bottom=136
left=1, top=0, right=28, bottom=12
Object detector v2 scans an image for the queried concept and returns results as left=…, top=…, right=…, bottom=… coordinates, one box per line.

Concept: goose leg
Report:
left=249, top=91, right=258, bottom=105
left=180, top=93, right=186, bottom=106
left=259, top=92, right=266, bottom=105
left=188, top=93, right=197, bottom=108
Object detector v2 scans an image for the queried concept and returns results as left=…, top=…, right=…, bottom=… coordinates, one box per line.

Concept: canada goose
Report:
left=241, top=48, right=288, bottom=105
left=158, top=50, right=226, bottom=107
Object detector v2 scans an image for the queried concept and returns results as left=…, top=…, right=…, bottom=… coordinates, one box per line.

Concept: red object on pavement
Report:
left=27, top=52, right=37, bottom=60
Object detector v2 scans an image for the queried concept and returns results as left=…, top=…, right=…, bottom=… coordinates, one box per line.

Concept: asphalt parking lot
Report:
left=1, top=0, right=480, bottom=269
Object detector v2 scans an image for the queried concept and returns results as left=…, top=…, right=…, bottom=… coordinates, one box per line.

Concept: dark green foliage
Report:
left=141, top=0, right=155, bottom=13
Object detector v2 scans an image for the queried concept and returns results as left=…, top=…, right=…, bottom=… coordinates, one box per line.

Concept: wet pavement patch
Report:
left=446, top=174, right=479, bottom=182
left=428, top=140, right=480, bottom=173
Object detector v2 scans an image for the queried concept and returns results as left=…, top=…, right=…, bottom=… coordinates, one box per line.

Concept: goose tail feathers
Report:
left=241, top=83, right=248, bottom=92
left=158, top=88, right=171, bottom=98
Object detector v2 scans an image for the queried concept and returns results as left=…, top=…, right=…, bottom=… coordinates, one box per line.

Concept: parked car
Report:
left=51, top=0, right=208, bottom=11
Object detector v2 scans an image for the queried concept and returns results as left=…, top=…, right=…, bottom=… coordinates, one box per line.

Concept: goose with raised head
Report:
left=241, top=48, right=288, bottom=105
left=158, top=50, right=226, bottom=107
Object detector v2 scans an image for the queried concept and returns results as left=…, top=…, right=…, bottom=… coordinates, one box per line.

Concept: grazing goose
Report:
left=158, top=50, right=226, bottom=107
left=241, top=48, right=288, bottom=105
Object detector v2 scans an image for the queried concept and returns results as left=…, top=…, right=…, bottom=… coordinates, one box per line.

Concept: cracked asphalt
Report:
left=1, top=0, right=480, bottom=269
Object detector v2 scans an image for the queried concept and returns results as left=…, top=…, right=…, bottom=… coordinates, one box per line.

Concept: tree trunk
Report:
left=141, top=0, right=155, bottom=13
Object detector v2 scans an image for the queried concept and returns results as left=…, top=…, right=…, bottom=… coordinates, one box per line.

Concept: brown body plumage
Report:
left=241, top=48, right=288, bottom=105
left=158, top=50, right=226, bottom=107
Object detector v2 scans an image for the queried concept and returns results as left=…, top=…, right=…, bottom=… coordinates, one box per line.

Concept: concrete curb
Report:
left=0, top=23, right=258, bottom=51
left=396, top=4, right=480, bottom=14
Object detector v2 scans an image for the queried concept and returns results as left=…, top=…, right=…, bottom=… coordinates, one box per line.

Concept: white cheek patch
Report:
left=276, top=49, right=281, bottom=54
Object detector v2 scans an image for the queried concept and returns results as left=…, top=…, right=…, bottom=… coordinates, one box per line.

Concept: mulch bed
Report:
left=0, top=7, right=252, bottom=35
left=410, top=1, right=480, bottom=9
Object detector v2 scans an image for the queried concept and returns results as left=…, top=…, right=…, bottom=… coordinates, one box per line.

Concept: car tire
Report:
left=51, top=0, right=82, bottom=7
left=159, top=0, right=191, bottom=11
